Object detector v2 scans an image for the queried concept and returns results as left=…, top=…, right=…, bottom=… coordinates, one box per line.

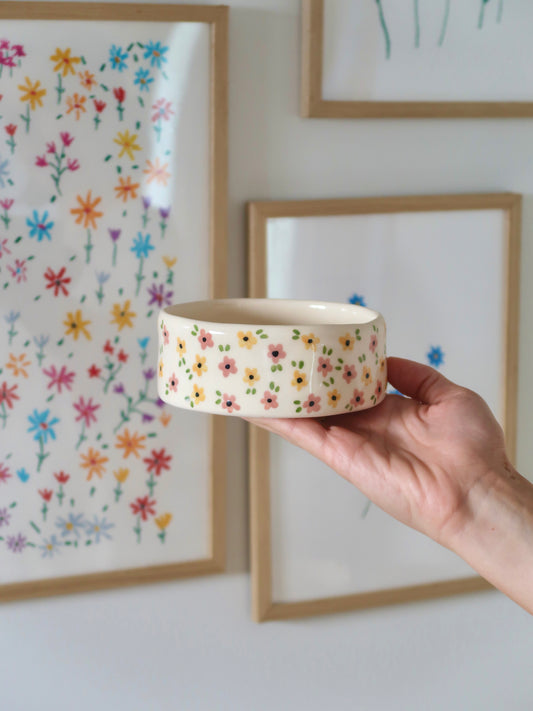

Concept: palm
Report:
left=249, top=358, right=508, bottom=545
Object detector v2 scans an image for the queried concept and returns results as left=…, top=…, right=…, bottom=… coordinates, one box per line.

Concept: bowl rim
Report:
left=160, top=298, right=383, bottom=330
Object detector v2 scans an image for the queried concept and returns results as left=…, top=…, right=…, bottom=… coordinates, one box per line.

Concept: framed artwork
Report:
left=302, top=0, right=533, bottom=118
left=248, top=193, right=521, bottom=621
left=0, top=2, right=228, bottom=602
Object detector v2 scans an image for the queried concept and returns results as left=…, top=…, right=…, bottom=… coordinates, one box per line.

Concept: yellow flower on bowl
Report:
left=192, top=354, right=207, bottom=377
left=328, top=389, right=341, bottom=407
left=238, top=331, right=257, bottom=349
left=243, top=367, right=260, bottom=384
left=362, top=365, right=373, bottom=386
left=291, top=370, right=308, bottom=391
left=176, top=337, right=186, bottom=354
left=191, top=385, right=205, bottom=404
left=301, top=333, right=320, bottom=351
left=339, top=333, right=354, bottom=351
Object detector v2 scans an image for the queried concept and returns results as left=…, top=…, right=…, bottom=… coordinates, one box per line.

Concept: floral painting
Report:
left=0, top=17, right=216, bottom=590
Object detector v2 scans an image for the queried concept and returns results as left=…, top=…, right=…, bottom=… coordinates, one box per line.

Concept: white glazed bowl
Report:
left=157, top=299, right=387, bottom=418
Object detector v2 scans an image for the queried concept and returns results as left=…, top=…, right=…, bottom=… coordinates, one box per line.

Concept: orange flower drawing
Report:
left=78, top=70, right=97, bottom=90
left=6, top=353, right=31, bottom=378
left=115, top=428, right=147, bottom=459
left=143, top=157, right=171, bottom=185
left=114, top=175, right=140, bottom=203
left=71, top=190, right=103, bottom=229
left=80, top=447, right=109, bottom=481
left=66, top=92, right=87, bottom=120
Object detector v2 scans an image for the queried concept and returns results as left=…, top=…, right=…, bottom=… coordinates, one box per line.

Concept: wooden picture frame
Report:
left=248, top=193, right=521, bottom=621
left=0, top=2, right=228, bottom=602
left=302, top=0, right=533, bottom=119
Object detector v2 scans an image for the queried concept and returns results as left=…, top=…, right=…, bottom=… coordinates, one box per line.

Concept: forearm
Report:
left=448, top=464, right=533, bottom=615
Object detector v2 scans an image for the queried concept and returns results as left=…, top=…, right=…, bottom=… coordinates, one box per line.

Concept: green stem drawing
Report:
left=414, top=0, right=420, bottom=48
left=94, top=113, right=102, bottom=130
left=112, top=242, right=118, bottom=267
left=6, top=135, right=15, bottom=155
left=160, top=220, right=167, bottom=240
left=478, top=0, right=490, bottom=29
left=158, top=529, right=167, bottom=543
left=36, top=347, right=46, bottom=367
left=114, top=482, right=123, bottom=503
left=361, top=499, right=372, bottom=519
left=41, top=501, right=48, bottom=522
left=96, top=285, right=105, bottom=304
left=438, top=0, right=451, bottom=46
left=133, top=515, right=141, bottom=543
left=85, top=229, right=93, bottom=264
left=0, top=402, right=7, bottom=429
left=55, top=73, right=65, bottom=104
left=1, top=208, right=11, bottom=230
left=146, top=472, right=157, bottom=497
left=375, top=0, right=391, bottom=59
left=20, top=103, right=30, bottom=133
left=112, top=379, right=151, bottom=433
left=134, top=256, right=144, bottom=296
left=57, top=485, right=65, bottom=506
left=36, top=438, right=49, bottom=473
left=75, top=422, right=87, bottom=450
left=102, top=361, right=122, bottom=394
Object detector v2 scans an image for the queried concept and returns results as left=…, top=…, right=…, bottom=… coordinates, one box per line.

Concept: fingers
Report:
left=387, top=357, right=460, bottom=405
left=246, top=416, right=330, bottom=461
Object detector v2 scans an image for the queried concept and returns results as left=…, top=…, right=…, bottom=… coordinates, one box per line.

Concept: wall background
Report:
left=2, top=1, right=533, bottom=709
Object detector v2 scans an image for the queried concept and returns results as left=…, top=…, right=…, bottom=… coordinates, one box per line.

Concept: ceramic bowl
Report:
left=157, top=299, right=387, bottom=418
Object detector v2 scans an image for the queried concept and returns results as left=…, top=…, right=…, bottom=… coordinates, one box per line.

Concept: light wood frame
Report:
left=302, top=0, right=533, bottom=119
left=0, top=2, right=228, bottom=603
left=248, top=193, right=521, bottom=621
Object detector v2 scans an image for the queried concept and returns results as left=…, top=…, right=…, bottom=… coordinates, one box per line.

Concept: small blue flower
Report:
left=143, top=40, right=169, bottom=68
left=109, top=44, right=129, bottom=72
left=39, top=534, right=62, bottom=558
left=85, top=516, right=115, bottom=544
left=349, top=293, right=366, bottom=307
left=138, top=337, right=150, bottom=350
left=27, top=210, right=54, bottom=242
left=4, top=310, right=20, bottom=325
left=27, top=409, right=59, bottom=444
left=134, top=67, right=154, bottom=92
left=427, top=345, right=444, bottom=368
left=0, top=156, right=10, bottom=188
left=33, top=334, right=49, bottom=349
left=56, top=513, right=85, bottom=539
left=95, top=271, right=110, bottom=286
left=16, top=468, right=30, bottom=483
left=130, top=232, right=154, bottom=259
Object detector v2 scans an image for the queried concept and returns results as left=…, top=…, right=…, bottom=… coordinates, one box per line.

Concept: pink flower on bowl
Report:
left=374, top=380, right=383, bottom=399
left=221, top=394, right=240, bottom=414
left=198, top=329, right=214, bottom=350
left=168, top=373, right=178, bottom=392
left=302, top=394, right=321, bottom=414
left=267, top=344, right=286, bottom=364
left=317, top=356, right=332, bottom=377
left=163, top=326, right=169, bottom=345
left=261, top=391, right=279, bottom=411
left=342, top=364, right=357, bottom=384
left=350, top=389, right=365, bottom=408
left=369, top=335, right=378, bottom=353
left=218, top=355, right=237, bottom=377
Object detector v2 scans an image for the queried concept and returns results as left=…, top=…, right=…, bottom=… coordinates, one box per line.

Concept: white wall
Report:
left=2, top=1, right=533, bottom=709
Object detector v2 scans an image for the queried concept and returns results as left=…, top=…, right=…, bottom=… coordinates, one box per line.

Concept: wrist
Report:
left=447, top=463, right=533, bottom=614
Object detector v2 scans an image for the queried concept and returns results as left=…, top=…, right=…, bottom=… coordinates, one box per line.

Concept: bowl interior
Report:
left=163, top=299, right=379, bottom=327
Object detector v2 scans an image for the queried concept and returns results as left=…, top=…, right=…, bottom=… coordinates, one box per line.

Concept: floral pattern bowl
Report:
left=157, top=299, right=387, bottom=418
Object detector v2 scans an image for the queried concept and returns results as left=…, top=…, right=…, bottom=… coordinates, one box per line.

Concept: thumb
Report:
left=387, top=357, right=461, bottom=405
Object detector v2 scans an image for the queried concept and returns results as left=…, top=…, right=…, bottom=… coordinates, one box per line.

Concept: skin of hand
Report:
left=247, top=357, right=533, bottom=614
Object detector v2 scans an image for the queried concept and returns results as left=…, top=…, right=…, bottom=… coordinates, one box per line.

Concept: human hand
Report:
left=248, top=357, right=510, bottom=549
